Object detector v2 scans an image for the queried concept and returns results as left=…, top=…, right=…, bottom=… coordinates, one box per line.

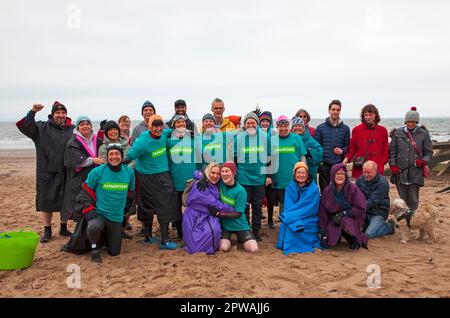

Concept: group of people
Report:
left=17, top=98, right=433, bottom=262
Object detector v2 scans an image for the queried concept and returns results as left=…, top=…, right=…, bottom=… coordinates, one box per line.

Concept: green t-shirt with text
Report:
left=85, top=164, right=135, bottom=223
left=272, top=133, right=307, bottom=189
left=219, top=181, right=250, bottom=232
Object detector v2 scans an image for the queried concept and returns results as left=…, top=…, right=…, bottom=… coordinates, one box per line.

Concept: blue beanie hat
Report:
left=76, top=115, right=92, bottom=128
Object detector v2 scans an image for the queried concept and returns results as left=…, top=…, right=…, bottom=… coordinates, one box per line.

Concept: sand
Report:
left=0, top=149, right=449, bottom=298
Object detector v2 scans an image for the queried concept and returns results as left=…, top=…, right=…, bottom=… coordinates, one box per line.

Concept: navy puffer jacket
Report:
left=356, top=173, right=390, bottom=220
left=314, top=118, right=350, bottom=165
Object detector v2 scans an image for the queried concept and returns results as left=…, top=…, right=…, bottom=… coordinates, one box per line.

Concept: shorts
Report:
left=221, top=229, right=255, bottom=244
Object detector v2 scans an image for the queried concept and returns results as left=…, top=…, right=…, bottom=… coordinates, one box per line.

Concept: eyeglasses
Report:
left=335, top=171, right=346, bottom=176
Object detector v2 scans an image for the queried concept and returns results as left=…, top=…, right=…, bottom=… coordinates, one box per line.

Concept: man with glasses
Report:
left=211, top=98, right=236, bottom=132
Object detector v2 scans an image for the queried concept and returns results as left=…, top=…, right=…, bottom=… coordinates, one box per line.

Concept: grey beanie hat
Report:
left=202, top=113, right=216, bottom=124
left=243, top=112, right=259, bottom=124
left=405, top=106, right=420, bottom=123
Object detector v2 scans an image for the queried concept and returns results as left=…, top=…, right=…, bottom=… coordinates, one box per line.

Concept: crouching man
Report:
left=356, top=161, right=395, bottom=238
left=79, top=144, right=135, bottom=263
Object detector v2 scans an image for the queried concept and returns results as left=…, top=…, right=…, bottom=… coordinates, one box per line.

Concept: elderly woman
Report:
left=294, top=108, right=316, bottom=137
left=291, top=116, right=323, bottom=179
left=318, top=163, right=368, bottom=250
left=63, top=116, right=104, bottom=222
left=276, top=162, right=321, bottom=255
left=182, top=162, right=235, bottom=255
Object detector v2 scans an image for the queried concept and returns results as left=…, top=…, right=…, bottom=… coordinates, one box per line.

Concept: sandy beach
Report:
left=0, top=149, right=449, bottom=298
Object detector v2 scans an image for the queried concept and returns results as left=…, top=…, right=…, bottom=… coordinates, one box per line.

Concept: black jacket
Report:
left=16, top=111, right=74, bottom=213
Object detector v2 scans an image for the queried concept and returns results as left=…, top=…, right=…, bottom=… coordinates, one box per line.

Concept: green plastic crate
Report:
left=0, top=229, right=39, bottom=270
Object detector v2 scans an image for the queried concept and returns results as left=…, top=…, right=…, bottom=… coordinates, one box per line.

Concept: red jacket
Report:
left=346, top=123, right=389, bottom=178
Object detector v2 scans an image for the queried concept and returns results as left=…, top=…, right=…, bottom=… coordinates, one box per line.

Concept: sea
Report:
left=1, top=118, right=449, bottom=150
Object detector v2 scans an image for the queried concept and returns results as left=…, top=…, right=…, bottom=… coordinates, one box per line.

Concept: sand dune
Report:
left=0, top=150, right=449, bottom=297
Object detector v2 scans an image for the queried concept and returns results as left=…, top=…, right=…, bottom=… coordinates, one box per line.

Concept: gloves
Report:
left=252, top=105, right=261, bottom=117
left=331, top=212, right=343, bottom=226
left=415, top=159, right=427, bottom=167
left=99, top=119, right=108, bottom=131
left=319, top=230, right=329, bottom=248
left=208, top=205, right=220, bottom=217
left=390, top=165, right=400, bottom=175
left=84, top=209, right=98, bottom=221
left=196, top=171, right=209, bottom=191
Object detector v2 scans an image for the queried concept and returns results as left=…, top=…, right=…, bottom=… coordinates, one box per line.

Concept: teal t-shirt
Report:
left=201, top=131, right=237, bottom=165
left=167, top=133, right=202, bottom=191
left=127, top=129, right=171, bottom=174
left=234, top=129, right=270, bottom=186
left=85, top=164, right=135, bottom=223
left=219, top=181, right=250, bottom=232
left=272, top=133, right=307, bottom=189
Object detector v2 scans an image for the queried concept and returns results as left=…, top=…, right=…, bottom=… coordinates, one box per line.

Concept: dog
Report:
left=388, top=198, right=439, bottom=244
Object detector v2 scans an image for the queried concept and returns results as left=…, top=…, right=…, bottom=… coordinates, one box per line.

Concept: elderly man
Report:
left=16, top=102, right=75, bottom=243
left=211, top=98, right=236, bottom=132
left=234, top=112, right=271, bottom=241
left=356, top=161, right=395, bottom=238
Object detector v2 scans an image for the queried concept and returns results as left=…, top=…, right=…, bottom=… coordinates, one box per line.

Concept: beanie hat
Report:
left=76, top=115, right=92, bottom=128
left=104, top=120, right=121, bottom=138
left=148, top=114, right=164, bottom=129
left=202, top=113, right=216, bottom=124
left=227, top=115, right=242, bottom=127
left=106, top=143, right=124, bottom=159
left=243, top=112, right=259, bottom=125
left=293, top=161, right=309, bottom=174
left=51, top=101, right=67, bottom=115
left=221, top=161, right=237, bottom=176
left=171, top=114, right=186, bottom=128
left=141, top=100, right=155, bottom=115
left=291, top=116, right=305, bottom=128
left=405, top=106, right=420, bottom=123
left=174, top=99, right=186, bottom=107
left=276, top=115, right=290, bottom=127
left=259, top=111, right=273, bottom=124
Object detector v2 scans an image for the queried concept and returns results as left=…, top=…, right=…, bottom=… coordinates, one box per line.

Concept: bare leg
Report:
left=243, top=239, right=259, bottom=253
left=220, top=239, right=231, bottom=252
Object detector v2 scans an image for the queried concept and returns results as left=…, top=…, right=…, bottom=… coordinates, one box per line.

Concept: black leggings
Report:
left=144, top=220, right=170, bottom=243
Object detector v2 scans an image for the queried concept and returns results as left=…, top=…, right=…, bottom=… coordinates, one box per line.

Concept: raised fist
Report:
left=32, top=104, right=44, bottom=112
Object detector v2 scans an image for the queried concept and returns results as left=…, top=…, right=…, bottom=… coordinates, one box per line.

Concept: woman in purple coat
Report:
left=318, top=163, right=368, bottom=250
left=182, top=162, right=235, bottom=255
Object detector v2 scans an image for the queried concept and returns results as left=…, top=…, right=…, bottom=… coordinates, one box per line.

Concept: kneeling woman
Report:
left=77, top=144, right=135, bottom=262
left=277, top=162, right=321, bottom=255
left=182, top=162, right=236, bottom=255
left=318, top=163, right=368, bottom=250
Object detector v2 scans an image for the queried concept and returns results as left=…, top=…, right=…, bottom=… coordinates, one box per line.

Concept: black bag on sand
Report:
left=61, top=217, right=91, bottom=255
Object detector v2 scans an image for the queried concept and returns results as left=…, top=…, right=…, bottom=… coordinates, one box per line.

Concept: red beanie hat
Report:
left=221, top=162, right=237, bottom=176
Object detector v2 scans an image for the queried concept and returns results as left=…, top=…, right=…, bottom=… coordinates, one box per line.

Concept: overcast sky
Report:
left=1, top=0, right=449, bottom=121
